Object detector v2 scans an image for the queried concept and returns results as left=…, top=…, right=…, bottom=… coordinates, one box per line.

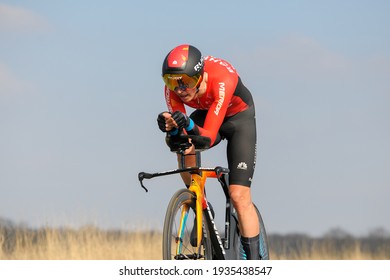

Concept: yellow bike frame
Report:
left=177, top=170, right=219, bottom=254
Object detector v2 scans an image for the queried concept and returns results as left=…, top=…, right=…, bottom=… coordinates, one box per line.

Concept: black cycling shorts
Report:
left=190, top=105, right=257, bottom=187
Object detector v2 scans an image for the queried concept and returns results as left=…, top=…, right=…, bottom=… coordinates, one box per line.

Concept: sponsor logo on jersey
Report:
left=214, top=82, right=225, bottom=116
left=205, top=56, right=236, bottom=73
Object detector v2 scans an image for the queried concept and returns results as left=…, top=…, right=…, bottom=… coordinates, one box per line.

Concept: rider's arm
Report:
left=163, top=86, right=194, bottom=131
left=164, top=90, right=201, bottom=137
left=194, top=77, right=236, bottom=145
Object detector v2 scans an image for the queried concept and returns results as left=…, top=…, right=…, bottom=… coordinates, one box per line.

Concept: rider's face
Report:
left=174, top=87, right=198, bottom=102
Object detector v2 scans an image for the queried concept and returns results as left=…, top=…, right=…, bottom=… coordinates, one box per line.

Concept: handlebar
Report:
left=138, top=166, right=229, bottom=192
left=138, top=133, right=217, bottom=192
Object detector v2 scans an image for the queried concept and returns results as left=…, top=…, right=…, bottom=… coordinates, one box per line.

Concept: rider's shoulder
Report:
left=204, top=56, right=237, bottom=75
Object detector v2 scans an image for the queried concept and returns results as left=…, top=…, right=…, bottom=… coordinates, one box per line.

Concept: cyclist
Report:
left=157, top=44, right=260, bottom=259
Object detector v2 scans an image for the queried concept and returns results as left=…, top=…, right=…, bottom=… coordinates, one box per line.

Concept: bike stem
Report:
left=177, top=150, right=202, bottom=170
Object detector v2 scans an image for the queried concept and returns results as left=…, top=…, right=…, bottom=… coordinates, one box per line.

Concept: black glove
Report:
left=172, top=111, right=190, bottom=129
left=157, top=112, right=169, bottom=132
left=165, top=133, right=191, bottom=152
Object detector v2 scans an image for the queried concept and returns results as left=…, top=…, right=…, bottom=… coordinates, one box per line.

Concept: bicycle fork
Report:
left=188, top=173, right=208, bottom=253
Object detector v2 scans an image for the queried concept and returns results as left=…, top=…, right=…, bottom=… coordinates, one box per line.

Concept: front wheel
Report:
left=162, top=189, right=213, bottom=260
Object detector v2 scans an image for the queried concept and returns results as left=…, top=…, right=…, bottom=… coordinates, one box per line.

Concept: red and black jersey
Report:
left=164, top=56, right=254, bottom=145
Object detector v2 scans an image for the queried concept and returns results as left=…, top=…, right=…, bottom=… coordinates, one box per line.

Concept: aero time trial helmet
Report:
left=162, top=44, right=204, bottom=92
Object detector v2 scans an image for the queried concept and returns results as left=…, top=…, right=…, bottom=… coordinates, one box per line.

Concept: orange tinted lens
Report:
left=163, top=74, right=201, bottom=91
left=162, top=74, right=181, bottom=91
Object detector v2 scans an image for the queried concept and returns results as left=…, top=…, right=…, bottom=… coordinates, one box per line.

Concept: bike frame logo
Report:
left=206, top=203, right=226, bottom=255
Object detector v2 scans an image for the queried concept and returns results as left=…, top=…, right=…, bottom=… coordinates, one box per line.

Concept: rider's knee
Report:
left=229, top=185, right=252, bottom=211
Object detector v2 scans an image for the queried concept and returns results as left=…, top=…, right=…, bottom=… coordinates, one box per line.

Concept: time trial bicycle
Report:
left=138, top=133, right=269, bottom=260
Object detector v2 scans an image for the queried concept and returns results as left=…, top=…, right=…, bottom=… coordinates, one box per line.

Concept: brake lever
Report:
left=215, top=166, right=229, bottom=185
left=138, top=172, right=150, bottom=192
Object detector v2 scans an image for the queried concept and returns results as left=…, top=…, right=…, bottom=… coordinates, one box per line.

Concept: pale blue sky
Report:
left=1, top=0, right=389, bottom=237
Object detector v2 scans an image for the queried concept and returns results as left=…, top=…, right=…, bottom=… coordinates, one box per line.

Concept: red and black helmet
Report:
left=162, top=44, right=204, bottom=91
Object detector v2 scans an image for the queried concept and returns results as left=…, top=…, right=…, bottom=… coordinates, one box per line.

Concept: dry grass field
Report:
left=1, top=225, right=389, bottom=260
left=0, top=226, right=162, bottom=260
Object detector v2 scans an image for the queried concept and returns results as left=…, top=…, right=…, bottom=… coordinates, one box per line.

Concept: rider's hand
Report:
left=171, top=111, right=190, bottom=129
left=157, top=111, right=178, bottom=132
left=157, top=112, right=171, bottom=132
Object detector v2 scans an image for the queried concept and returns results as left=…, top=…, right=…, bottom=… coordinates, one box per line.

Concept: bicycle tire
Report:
left=255, top=204, right=270, bottom=260
left=162, top=188, right=213, bottom=260
left=229, top=210, right=243, bottom=260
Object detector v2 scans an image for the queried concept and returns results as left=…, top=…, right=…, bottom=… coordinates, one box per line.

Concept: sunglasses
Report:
left=162, top=73, right=202, bottom=91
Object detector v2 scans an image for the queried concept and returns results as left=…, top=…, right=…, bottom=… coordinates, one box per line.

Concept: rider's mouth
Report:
left=179, top=94, right=189, bottom=99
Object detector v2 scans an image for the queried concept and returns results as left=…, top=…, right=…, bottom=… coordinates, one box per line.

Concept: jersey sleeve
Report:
left=197, top=74, right=238, bottom=145
left=164, top=86, right=186, bottom=113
